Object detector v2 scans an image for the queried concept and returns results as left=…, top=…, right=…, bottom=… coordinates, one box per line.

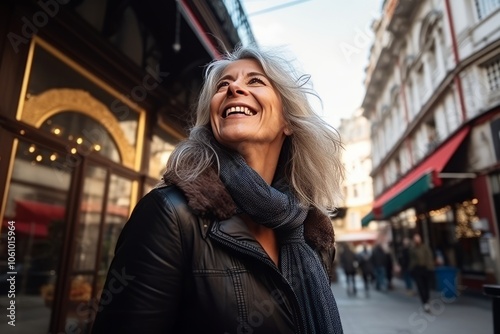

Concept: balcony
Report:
left=386, top=0, right=421, bottom=36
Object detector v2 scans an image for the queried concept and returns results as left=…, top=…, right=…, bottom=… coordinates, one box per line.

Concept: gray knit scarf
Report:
left=211, top=135, right=343, bottom=334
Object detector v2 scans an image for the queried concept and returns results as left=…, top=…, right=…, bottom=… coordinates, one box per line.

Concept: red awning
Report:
left=1, top=200, right=66, bottom=238
left=14, top=200, right=65, bottom=226
left=2, top=219, right=50, bottom=238
left=372, top=126, right=470, bottom=217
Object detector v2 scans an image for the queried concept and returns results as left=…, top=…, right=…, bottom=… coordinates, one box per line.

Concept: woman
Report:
left=92, top=45, right=345, bottom=334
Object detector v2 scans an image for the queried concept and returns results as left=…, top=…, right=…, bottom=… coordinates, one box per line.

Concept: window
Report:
left=474, top=0, right=500, bottom=19
left=484, top=56, right=500, bottom=92
left=429, top=43, right=439, bottom=84
left=149, top=131, right=179, bottom=179
left=395, top=157, right=402, bottom=178
left=416, top=65, right=426, bottom=102
left=425, top=118, right=439, bottom=153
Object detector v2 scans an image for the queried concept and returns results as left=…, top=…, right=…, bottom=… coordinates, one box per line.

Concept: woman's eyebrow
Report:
left=218, top=71, right=268, bottom=82
left=246, top=71, right=267, bottom=78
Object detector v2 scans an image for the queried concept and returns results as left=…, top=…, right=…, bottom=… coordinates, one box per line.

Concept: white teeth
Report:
left=224, top=106, right=252, bottom=117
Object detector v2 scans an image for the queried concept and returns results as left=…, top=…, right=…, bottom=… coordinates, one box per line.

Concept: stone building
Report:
left=335, top=109, right=379, bottom=246
left=361, top=0, right=500, bottom=292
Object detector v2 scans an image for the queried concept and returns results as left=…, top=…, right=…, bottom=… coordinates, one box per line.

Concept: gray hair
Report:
left=165, top=45, right=345, bottom=211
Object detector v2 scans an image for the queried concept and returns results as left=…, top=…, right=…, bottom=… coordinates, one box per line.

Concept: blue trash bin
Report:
left=434, top=266, right=458, bottom=298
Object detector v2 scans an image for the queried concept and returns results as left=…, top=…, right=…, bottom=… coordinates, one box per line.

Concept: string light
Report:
left=455, top=200, right=481, bottom=238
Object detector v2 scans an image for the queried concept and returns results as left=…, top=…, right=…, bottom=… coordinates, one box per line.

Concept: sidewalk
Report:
left=331, top=272, right=494, bottom=334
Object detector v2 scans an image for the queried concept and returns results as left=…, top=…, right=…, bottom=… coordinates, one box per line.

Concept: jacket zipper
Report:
left=209, top=225, right=306, bottom=334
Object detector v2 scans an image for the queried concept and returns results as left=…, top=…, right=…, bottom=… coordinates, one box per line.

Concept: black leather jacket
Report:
left=92, top=185, right=311, bottom=333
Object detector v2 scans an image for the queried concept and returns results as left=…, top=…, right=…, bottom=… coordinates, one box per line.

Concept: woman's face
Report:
left=210, top=59, right=288, bottom=153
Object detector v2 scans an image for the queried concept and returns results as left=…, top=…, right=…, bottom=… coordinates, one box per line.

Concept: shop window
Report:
left=66, top=166, right=133, bottom=330
left=399, top=208, right=417, bottom=229
left=455, top=199, right=481, bottom=239
left=0, top=140, right=73, bottom=333
left=19, top=38, right=145, bottom=170
left=429, top=206, right=453, bottom=223
left=455, top=199, right=485, bottom=273
left=149, top=132, right=178, bottom=180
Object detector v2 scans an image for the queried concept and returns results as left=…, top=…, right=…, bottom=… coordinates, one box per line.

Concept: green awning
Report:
left=362, top=126, right=470, bottom=226
left=361, top=172, right=434, bottom=227
left=361, top=211, right=375, bottom=227
left=380, top=172, right=433, bottom=217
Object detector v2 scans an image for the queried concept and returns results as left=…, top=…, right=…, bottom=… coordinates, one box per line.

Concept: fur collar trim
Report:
left=164, top=168, right=335, bottom=251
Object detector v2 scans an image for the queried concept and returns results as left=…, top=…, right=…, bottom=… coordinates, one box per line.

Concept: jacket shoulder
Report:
left=146, top=184, right=209, bottom=240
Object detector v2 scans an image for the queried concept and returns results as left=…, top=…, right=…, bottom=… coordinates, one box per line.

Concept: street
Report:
left=332, top=271, right=494, bottom=334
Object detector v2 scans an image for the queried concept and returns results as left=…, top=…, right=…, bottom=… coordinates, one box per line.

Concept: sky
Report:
left=241, top=0, right=385, bottom=127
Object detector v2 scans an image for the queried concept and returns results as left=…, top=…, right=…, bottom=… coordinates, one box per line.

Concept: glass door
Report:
left=63, top=164, right=133, bottom=332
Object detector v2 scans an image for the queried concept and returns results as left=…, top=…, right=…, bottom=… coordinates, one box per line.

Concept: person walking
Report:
left=409, top=233, right=435, bottom=312
left=398, top=237, right=414, bottom=294
left=340, top=243, right=358, bottom=295
left=91, top=45, right=345, bottom=333
left=370, top=242, right=388, bottom=291
left=385, top=248, right=395, bottom=290
left=357, top=243, right=373, bottom=296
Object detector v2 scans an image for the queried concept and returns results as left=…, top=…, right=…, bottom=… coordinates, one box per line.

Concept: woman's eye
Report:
left=249, top=77, right=265, bottom=85
left=216, top=81, right=229, bottom=91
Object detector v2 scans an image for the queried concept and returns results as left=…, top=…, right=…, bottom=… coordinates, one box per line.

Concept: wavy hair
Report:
left=164, top=44, right=345, bottom=211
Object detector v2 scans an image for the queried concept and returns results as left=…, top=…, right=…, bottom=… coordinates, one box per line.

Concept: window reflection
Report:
left=0, top=140, right=71, bottom=334
left=149, top=132, right=178, bottom=179
left=68, top=168, right=132, bottom=330
left=41, top=112, right=120, bottom=164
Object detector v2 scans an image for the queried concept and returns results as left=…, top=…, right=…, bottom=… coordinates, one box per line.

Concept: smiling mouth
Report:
left=223, top=106, right=257, bottom=118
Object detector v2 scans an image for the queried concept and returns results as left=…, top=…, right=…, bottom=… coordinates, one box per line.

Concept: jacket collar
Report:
left=164, top=167, right=335, bottom=251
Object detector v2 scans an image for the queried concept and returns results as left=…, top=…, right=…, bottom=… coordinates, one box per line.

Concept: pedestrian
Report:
left=91, top=45, right=345, bottom=334
left=385, top=247, right=395, bottom=290
left=340, top=243, right=358, bottom=295
left=370, top=242, right=388, bottom=291
left=357, top=243, right=373, bottom=295
left=409, top=233, right=435, bottom=312
left=397, top=237, right=414, bottom=294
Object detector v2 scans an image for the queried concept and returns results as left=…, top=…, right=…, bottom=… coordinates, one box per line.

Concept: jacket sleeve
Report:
left=91, top=189, right=187, bottom=333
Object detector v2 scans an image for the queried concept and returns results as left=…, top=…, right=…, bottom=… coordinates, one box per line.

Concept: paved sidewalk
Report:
left=331, top=272, right=494, bottom=334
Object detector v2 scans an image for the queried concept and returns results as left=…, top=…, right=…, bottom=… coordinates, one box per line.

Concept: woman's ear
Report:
left=284, top=128, right=292, bottom=136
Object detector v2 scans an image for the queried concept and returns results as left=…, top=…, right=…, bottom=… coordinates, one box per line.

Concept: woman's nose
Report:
left=227, top=81, right=247, bottom=96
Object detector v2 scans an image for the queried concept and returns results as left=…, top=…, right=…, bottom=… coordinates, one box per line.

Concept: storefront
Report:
left=362, top=108, right=500, bottom=292
left=0, top=1, right=253, bottom=333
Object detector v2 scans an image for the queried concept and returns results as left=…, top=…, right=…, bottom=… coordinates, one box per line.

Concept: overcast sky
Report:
left=242, top=0, right=384, bottom=127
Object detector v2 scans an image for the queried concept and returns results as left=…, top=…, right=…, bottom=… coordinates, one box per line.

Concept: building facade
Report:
left=361, top=0, right=500, bottom=292
left=0, top=1, right=254, bottom=332
left=334, top=109, right=379, bottom=246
